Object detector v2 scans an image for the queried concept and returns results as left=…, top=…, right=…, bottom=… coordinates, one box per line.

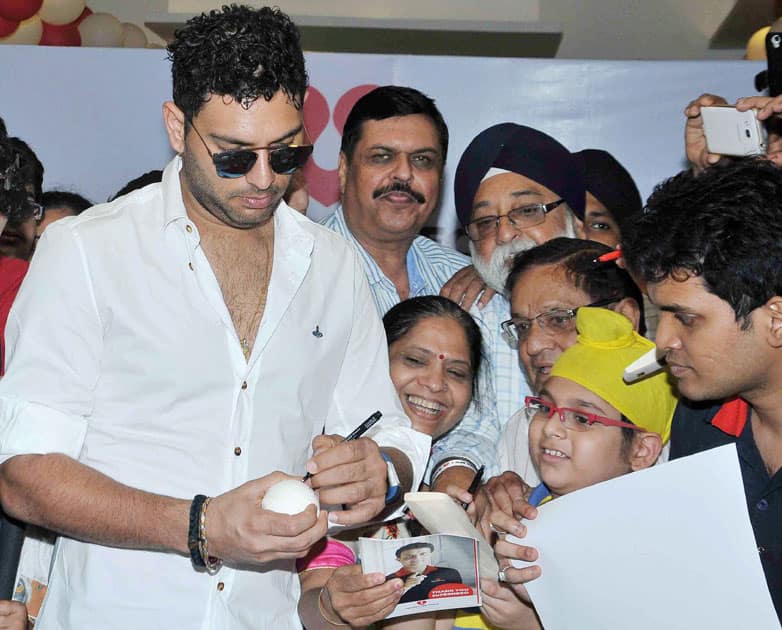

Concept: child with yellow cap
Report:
left=456, top=307, right=678, bottom=630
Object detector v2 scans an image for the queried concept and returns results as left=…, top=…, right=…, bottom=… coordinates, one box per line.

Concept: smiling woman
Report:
left=383, top=295, right=483, bottom=441
left=297, top=295, right=483, bottom=629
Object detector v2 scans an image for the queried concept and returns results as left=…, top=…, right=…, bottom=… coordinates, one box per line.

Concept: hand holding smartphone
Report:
left=701, top=105, right=767, bottom=157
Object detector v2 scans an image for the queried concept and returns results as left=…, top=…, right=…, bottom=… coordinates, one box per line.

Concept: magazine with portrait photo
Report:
left=358, top=534, right=481, bottom=619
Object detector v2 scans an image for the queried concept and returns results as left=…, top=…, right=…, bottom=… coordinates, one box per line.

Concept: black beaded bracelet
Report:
left=188, top=494, right=208, bottom=568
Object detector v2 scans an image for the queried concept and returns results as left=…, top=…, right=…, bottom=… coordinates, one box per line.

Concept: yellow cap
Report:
left=549, top=308, right=677, bottom=443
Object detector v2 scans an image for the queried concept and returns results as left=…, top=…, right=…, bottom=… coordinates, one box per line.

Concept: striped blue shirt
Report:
left=322, top=208, right=531, bottom=476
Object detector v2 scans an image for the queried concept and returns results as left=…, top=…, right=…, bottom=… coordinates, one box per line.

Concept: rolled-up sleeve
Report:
left=0, top=221, right=102, bottom=465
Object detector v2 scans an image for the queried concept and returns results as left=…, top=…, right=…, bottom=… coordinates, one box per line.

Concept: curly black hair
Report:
left=622, top=157, right=782, bottom=327
left=167, top=4, right=308, bottom=119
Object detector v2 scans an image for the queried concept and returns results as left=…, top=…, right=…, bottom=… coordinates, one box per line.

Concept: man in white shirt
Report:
left=0, top=6, right=428, bottom=629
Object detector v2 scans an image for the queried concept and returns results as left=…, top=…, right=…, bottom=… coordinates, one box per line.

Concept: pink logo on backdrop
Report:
left=302, top=84, right=378, bottom=207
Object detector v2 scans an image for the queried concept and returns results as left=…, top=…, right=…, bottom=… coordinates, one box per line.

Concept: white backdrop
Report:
left=0, top=45, right=764, bottom=247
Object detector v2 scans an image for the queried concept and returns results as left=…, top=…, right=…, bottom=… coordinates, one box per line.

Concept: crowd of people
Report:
left=0, top=4, right=780, bottom=630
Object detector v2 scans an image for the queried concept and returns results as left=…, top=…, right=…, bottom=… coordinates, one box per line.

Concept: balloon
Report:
left=0, top=0, right=42, bottom=22
left=746, top=26, right=770, bottom=60
left=120, top=22, right=147, bottom=48
left=78, top=12, right=122, bottom=47
left=38, top=0, right=85, bottom=25
left=72, top=5, right=90, bottom=26
left=0, top=14, right=41, bottom=44
left=39, top=20, right=80, bottom=46
left=0, top=16, right=19, bottom=37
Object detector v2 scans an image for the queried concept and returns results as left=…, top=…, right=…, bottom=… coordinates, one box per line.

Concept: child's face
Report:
left=528, top=376, right=633, bottom=497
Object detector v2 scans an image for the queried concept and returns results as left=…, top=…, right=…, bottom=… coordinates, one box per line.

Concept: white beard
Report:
left=470, top=212, right=578, bottom=294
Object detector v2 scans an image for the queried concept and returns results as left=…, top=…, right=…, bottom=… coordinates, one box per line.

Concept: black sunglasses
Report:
left=188, top=119, right=313, bottom=178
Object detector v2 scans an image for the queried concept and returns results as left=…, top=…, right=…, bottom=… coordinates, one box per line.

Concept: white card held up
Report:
left=507, top=445, right=779, bottom=630
left=404, top=491, right=499, bottom=579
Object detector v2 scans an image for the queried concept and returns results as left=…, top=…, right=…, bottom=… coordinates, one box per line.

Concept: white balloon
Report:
left=38, top=0, right=85, bottom=26
left=78, top=12, right=122, bottom=48
left=0, top=15, right=42, bottom=45
left=120, top=22, right=147, bottom=48
left=261, top=479, right=320, bottom=516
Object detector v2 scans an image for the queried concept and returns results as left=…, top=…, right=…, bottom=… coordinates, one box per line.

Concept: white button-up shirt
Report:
left=0, top=157, right=430, bottom=629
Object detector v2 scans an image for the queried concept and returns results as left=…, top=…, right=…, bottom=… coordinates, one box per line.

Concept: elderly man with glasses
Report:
left=430, top=123, right=588, bottom=496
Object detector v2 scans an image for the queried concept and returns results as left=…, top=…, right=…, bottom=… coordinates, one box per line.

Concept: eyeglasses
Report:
left=500, top=297, right=621, bottom=348
left=465, top=199, right=566, bottom=241
left=525, top=396, right=643, bottom=432
left=188, top=119, right=313, bottom=178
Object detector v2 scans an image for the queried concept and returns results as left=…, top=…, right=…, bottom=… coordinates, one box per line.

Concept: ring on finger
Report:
left=497, top=568, right=508, bottom=582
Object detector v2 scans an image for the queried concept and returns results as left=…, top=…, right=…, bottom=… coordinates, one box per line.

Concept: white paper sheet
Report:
left=507, top=445, right=779, bottom=630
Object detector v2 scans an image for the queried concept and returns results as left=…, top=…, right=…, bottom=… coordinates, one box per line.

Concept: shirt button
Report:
left=234, top=447, right=242, bottom=456
left=217, top=582, right=225, bottom=591
left=186, top=225, right=193, bottom=233
left=241, top=381, right=248, bottom=390
left=756, top=499, right=769, bottom=511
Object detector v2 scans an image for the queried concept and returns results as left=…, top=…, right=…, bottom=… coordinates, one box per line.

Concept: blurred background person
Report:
left=0, top=138, right=43, bottom=262
left=573, top=149, right=643, bottom=248
left=37, top=191, right=92, bottom=236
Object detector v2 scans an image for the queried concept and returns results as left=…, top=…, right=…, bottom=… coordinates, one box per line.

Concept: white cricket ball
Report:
left=261, top=479, right=320, bottom=515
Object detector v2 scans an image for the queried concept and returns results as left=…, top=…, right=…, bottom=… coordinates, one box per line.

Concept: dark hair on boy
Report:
left=505, top=237, right=646, bottom=335
left=42, top=190, right=92, bottom=215
left=622, top=157, right=782, bottom=329
left=167, top=4, right=308, bottom=120
left=383, top=295, right=483, bottom=397
left=340, top=86, right=449, bottom=164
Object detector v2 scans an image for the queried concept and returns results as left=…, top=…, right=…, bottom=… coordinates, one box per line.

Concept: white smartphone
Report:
left=623, top=347, right=666, bottom=383
left=701, top=105, right=767, bottom=157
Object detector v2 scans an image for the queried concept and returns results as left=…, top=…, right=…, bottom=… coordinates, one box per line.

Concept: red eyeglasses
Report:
left=524, top=396, right=643, bottom=432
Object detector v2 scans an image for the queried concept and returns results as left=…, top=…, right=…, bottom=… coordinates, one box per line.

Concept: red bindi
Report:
left=438, top=354, right=445, bottom=360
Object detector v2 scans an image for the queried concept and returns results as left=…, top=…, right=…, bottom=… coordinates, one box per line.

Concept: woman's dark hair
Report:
left=340, top=85, right=449, bottom=164
left=167, top=5, right=308, bottom=119
left=383, top=296, right=483, bottom=397
left=622, top=157, right=782, bottom=328
left=505, top=237, right=646, bottom=335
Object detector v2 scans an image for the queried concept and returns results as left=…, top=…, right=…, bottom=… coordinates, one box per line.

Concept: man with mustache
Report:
left=430, top=123, right=587, bottom=494
left=322, top=87, right=531, bottom=489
